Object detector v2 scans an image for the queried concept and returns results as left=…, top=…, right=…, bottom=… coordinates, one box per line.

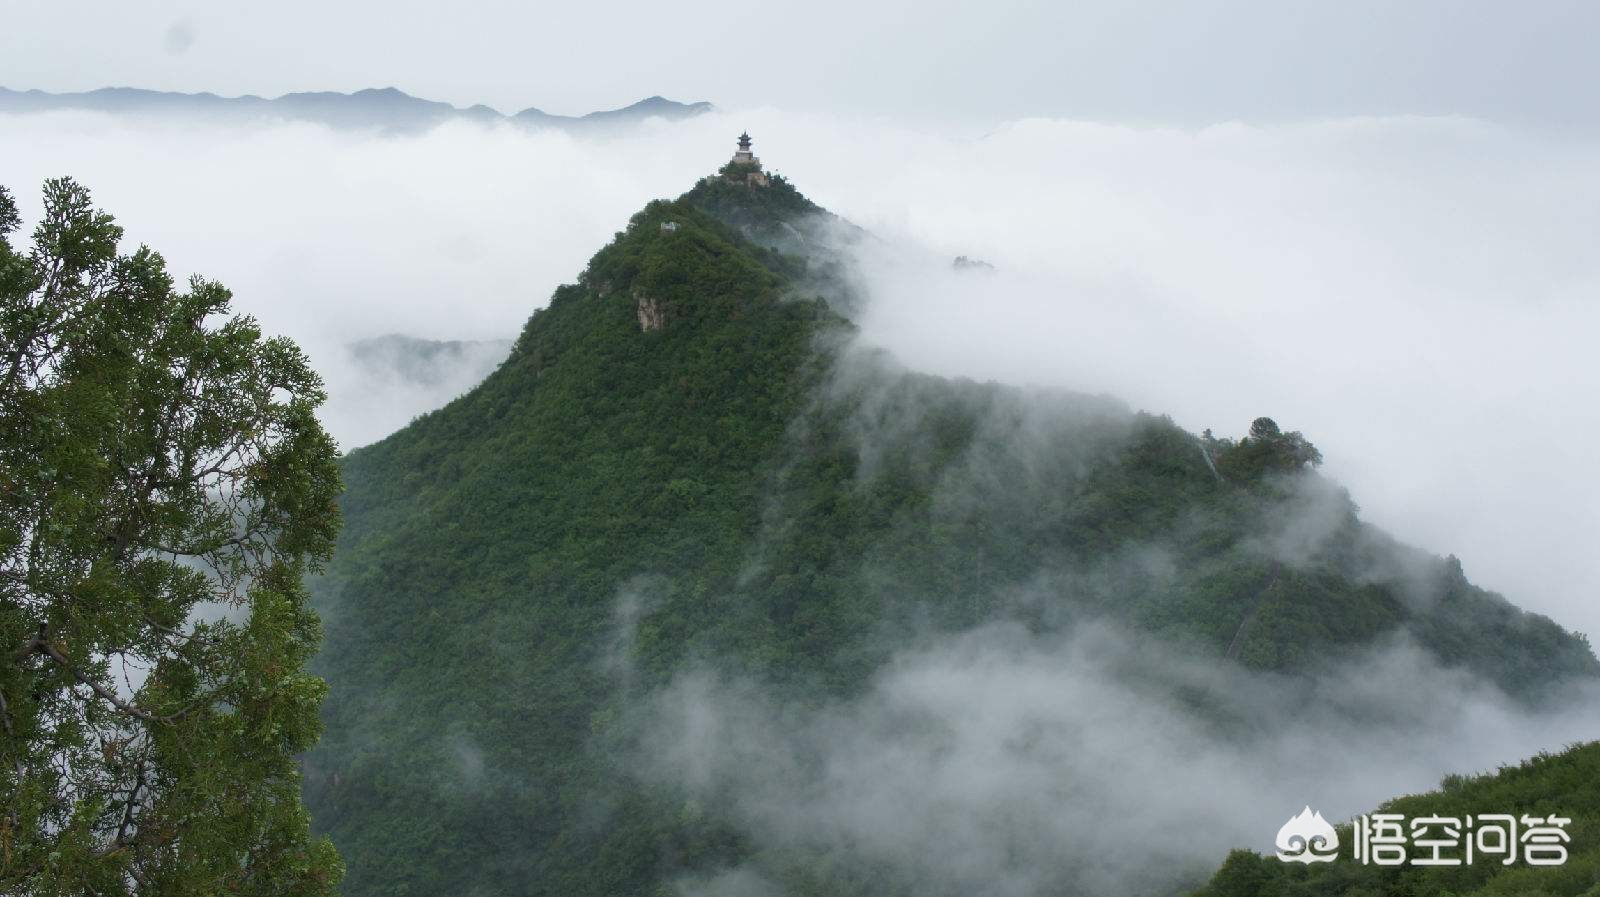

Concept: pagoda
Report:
left=726, top=132, right=769, bottom=186
left=731, top=131, right=759, bottom=167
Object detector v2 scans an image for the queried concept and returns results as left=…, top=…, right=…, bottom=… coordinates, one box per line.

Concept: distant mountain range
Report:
left=344, top=334, right=512, bottom=391
left=0, top=85, right=713, bottom=133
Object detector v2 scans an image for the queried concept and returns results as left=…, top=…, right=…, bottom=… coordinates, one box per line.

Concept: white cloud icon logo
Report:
left=1276, top=806, right=1340, bottom=863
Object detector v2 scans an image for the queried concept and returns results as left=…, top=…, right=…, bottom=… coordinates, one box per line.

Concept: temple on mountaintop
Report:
left=726, top=131, right=769, bottom=186
left=732, top=131, right=758, bottom=166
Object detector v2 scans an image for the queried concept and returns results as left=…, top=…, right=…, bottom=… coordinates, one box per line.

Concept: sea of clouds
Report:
left=4, top=105, right=1593, bottom=642
left=9, top=101, right=1600, bottom=896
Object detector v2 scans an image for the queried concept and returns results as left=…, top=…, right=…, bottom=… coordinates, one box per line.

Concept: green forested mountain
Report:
left=301, top=166, right=1597, bottom=896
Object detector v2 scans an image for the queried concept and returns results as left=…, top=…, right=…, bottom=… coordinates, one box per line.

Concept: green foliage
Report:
left=1192, top=741, right=1600, bottom=897
left=690, top=167, right=825, bottom=244
left=0, top=180, right=343, bottom=894
left=306, top=192, right=840, bottom=895
left=1210, top=416, right=1323, bottom=479
left=304, top=170, right=1597, bottom=896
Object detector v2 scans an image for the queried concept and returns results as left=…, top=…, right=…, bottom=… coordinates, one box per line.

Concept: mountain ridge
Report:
left=0, top=85, right=713, bottom=133
left=302, top=161, right=1598, bottom=896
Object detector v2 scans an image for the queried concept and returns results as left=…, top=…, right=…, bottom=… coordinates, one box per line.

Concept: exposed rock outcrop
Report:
left=635, top=291, right=666, bottom=331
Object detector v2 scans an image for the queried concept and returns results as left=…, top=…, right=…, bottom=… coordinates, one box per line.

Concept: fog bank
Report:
left=2, top=106, right=1596, bottom=637
left=634, top=623, right=1600, bottom=896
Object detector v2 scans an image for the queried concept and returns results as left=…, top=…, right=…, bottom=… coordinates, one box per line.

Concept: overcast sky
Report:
left=3, top=0, right=1598, bottom=125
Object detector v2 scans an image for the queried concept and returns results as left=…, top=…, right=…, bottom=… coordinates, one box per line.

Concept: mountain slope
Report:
left=0, top=85, right=711, bottom=133
left=302, top=168, right=1597, bottom=895
left=307, top=193, right=841, bottom=893
left=1194, top=740, right=1600, bottom=897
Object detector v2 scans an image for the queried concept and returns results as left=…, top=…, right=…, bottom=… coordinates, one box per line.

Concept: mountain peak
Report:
left=301, top=154, right=1597, bottom=897
left=576, top=95, right=713, bottom=124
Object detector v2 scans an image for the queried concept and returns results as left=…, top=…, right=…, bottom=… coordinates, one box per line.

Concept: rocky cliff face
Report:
left=635, top=291, right=666, bottom=330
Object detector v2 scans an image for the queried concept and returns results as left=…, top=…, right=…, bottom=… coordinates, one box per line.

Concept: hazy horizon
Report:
left=5, top=0, right=1599, bottom=129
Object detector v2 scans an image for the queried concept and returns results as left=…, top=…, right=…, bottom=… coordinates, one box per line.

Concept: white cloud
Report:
left=1, top=106, right=1596, bottom=639
left=633, top=623, right=1600, bottom=896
